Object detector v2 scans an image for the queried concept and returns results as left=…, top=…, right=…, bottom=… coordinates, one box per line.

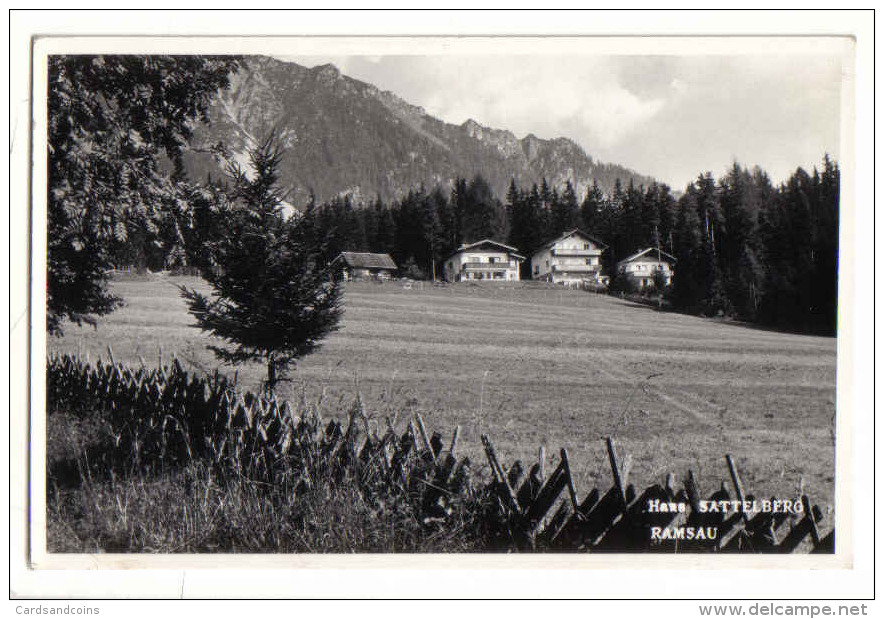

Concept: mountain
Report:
left=186, top=56, right=657, bottom=207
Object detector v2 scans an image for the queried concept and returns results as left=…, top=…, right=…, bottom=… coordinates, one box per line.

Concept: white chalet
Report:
left=616, top=248, right=677, bottom=289
left=443, top=240, right=525, bottom=282
left=530, top=229, right=608, bottom=286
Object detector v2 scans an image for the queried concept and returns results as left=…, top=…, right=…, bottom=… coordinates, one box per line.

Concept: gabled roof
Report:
left=534, top=228, right=609, bottom=253
left=334, top=252, right=398, bottom=270
left=444, top=239, right=526, bottom=262
left=617, top=247, right=677, bottom=266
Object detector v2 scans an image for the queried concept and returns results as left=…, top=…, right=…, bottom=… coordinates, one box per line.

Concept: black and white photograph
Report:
left=10, top=9, right=874, bottom=605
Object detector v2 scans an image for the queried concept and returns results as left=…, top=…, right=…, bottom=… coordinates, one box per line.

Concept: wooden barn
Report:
left=332, top=252, right=398, bottom=281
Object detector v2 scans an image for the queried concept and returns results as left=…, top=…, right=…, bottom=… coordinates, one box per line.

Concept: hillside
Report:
left=185, top=56, right=657, bottom=207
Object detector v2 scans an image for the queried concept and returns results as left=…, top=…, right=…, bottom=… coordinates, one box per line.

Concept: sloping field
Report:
left=50, top=275, right=838, bottom=509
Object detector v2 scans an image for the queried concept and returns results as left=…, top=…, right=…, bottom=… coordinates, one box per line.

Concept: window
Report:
left=583, top=243, right=590, bottom=250
left=534, top=265, right=539, bottom=274
left=489, top=256, right=497, bottom=264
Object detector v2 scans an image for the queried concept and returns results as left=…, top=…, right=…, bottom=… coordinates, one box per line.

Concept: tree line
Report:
left=671, top=158, right=839, bottom=335
left=287, top=160, right=838, bottom=335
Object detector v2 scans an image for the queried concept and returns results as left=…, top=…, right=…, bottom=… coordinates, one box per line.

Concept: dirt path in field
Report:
left=595, top=362, right=724, bottom=427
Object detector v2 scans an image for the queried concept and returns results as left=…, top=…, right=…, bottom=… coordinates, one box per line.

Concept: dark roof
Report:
left=443, top=239, right=526, bottom=263
left=335, top=252, right=398, bottom=270
left=617, top=247, right=677, bottom=266
left=535, top=229, right=608, bottom=253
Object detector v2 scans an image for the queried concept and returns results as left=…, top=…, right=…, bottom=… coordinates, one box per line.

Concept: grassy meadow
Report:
left=50, top=273, right=838, bottom=513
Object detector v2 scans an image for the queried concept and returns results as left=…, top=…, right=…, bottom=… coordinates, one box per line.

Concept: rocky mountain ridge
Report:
left=186, top=56, right=657, bottom=207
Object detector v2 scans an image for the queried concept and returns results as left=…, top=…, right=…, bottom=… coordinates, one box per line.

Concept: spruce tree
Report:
left=580, top=180, right=605, bottom=234
left=451, top=177, right=469, bottom=248
left=180, top=135, right=342, bottom=393
left=362, top=196, right=381, bottom=252
left=374, top=198, right=397, bottom=255
left=426, top=186, right=451, bottom=278
left=719, top=163, right=765, bottom=319
left=672, top=190, right=706, bottom=310
left=461, top=174, right=507, bottom=242
left=393, top=187, right=429, bottom=277
left=552, top=180, right=581, bottom=234
left=815, top=155, right=840, bottom=333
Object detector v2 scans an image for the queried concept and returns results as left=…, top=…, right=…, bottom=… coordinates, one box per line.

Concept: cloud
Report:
left=670, top=77, right=687, bottom=95
left=280, top=52, right=842, bottom=188
left=574, top=86, right=666, bottom=147
left=362, top=56, right=668, bottom=149
left=610, top=55, right=683, bottom=99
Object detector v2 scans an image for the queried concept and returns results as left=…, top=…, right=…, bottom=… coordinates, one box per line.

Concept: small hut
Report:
left=332, top=252, right=398, bottom=281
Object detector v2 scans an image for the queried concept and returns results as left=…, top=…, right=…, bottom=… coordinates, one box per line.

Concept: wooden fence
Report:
left=475, top=435, right=833, bottom=553
left=47, top=352, right=833, bottom=554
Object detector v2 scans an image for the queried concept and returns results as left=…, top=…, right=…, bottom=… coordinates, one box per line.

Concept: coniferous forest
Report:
left=283, top=158, right=838, bottom=335
left=115, top=157, right=839, bottom=336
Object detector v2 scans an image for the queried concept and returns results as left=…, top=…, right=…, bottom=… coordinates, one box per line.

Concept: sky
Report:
left=285, top=53, right=843, bottom=190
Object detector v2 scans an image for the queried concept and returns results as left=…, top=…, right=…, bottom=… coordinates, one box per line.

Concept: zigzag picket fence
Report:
left=47, top=351, right=834, bottom=554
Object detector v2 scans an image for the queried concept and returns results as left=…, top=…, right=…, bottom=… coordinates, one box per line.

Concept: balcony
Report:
left=625, top=265, right=670, bottom=275
left=551, top=248, right=602, bottom=257
left=462, top=261, right=518, bottom=270
left=552, top=264, right=601, bottom=273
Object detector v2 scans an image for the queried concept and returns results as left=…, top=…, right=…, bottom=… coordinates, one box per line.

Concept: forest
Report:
left=214, top=158, right=838, bottom=335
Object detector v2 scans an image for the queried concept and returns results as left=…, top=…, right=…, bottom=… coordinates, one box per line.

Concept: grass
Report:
left=48, top=459, right=483, bottom=553
left=49, top=273, right=838, bottom=525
